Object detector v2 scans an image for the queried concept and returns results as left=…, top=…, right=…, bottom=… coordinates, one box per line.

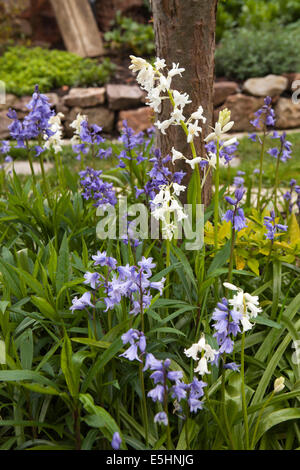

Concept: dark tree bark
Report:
left=151, top=0, right=218, bottom=205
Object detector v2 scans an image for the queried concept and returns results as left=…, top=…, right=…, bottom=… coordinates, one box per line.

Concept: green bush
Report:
left=104, top=12, right=155, bottom=56
left=0, top=46, right=116, bottom=96
left=217, top=0, right=300, bottom=40
left=215, top=22, right=300, bottom=80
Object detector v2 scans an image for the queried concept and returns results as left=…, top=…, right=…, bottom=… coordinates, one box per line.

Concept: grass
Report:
left=7, top=131, right=300, bottom=189
left=221, top=132, right=300, bottom=187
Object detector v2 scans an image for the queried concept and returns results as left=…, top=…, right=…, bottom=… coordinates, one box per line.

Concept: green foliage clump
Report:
left=0, top=46, right=116, bottom=96
left=217, top=0, right=300, bottom=40
left=104, top=12, right=155, bottom=56
left=215, top=22, right=300, bottom=80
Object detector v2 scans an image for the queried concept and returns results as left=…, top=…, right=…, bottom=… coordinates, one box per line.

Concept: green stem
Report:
left=274, top=153, right=281, bottom=213
left=257, top=130, right=266, bottom=212
left=0, top=166, right=4, bottom=195
left=241, top=332, right=249, bottom=449
left=204, top=387, right=232, bottom=448
left=26, top=141, right=37, bottom=186
left=139, top=362, right=149, bottom=447
left=227, top=226, right=236, bottom=283
left=262, top=241, right=273, bottom=281
left=39, top=154, right=52, bottom=208
left=165, top=239, right=170, bottom=299
left=250, top=391, right=274, bottom=449
left=185, top=406, right=190, bottom=449
left=167, top=89, right=201, bottom=204
left=163, top=374, right=172, bottom=450
left=57, top=152, right=65, bottom=188
left=73, top=402, right=81, bottom=450
left=221, top=364, right=236, bottom=449
left=214, top=140, right=220, bottom=250
left=138, top=286, right=148, bottom=446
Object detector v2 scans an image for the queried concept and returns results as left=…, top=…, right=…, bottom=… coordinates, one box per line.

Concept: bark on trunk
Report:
left=151, top=0, right=218, bottom=205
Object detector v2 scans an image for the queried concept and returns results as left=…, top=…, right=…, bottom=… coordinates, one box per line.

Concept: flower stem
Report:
left=167, top=90, right=202, bottom=204
left=221, top=363, right=236, bottom=449
left=257, top=130, right=266, bottom=212
left=26, top=141, right=37, bottom=186
left=214, top=140, right=220, bottom=251
left=241, top=332, right=249, bottom=449
left=139, top=361, right=149, bottom=448
left=163, top=373, right=172, bottom=450
left=250, top=391, right=274, bottom=449
left=39, top=154, right=52, bottom=208
left=165, top=239, right=170, bottom=299
left=204, top=387, right=232, bottom=448
left=227, top=226, right=236, bottom=283
left=274, top=153, right=281, bottom=213
left=73, top=402, right=81, bottom=450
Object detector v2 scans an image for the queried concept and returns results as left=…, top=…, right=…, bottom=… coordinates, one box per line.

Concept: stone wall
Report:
left=1, top=73, right=300, bottom=140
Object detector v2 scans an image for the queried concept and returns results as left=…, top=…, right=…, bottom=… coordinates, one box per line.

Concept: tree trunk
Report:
left=151, top=0, right=218, bottom=205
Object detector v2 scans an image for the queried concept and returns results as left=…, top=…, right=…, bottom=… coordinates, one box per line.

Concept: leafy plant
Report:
left=0, top=46, right=116, bottom=96
left=104, top=12, right=155, bottom=56
left=0, top=60, right=299, bottom=450
left=217, top=0, right=300, bottom=40
left=215, top=22, right=300, bottom=80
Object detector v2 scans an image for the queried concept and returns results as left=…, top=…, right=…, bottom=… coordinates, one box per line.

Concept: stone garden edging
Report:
left=1, top=72, right=300, bottom=139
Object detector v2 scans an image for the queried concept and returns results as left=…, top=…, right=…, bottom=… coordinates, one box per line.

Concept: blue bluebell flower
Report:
left=205, top=139, right=239, bottom=165
left=223, top=187, right=247, bottom=231
left=250, top=96, right=276, bottom=130
left=154, top=411, right=168, bottom=426
left=70, top=292, right=94, bottom=312
left=111, top=432, right=122, bottom=450
left=120, top=329, right=146, bottom=363
left=212, top=298, right=242, bottom=355
left=264, top=210, right=288, bottom=241
left=268, top=131, right=292, bottom=163
left=7, top=85, right=54, bottom=155
left=79, top=167, right=117, bottom=208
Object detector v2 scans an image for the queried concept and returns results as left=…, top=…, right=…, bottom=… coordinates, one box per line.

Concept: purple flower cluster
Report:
left=145, top=353, right=207, bottom=417
left=223, top=187, right=247, bottom=231
left=104, top=256, right=165, bottom=315
left=121, top=220, right=141, bottom=248
left=211, top=298, right=241, bottom=371
left=0, top=140, right=13, bottom=169
left=137, top=148, right=185, bottom=201
left=117, top=120, right=148, bottom=168
left=79, top=167, right=117, bottom=208
left=0, top=140, right=10, bottom=155
left=205, top=139, right=239, bottom=165
left=73, top=121, right=105, bottom=160
left=283, top=179, right=300, bottom=213
left=268, top=131, right=292, bottom=163
left=7, top=85, right=54, bottom=155
left=120, top=328, right=146, bottom=362
left=264, top=210, right=288, bottom=241
left=70, top=252, right=165, bottom=317
left=250, top=96, right=276, bottom=131
left=119, top=120, right=146, bottom=151
left=172, top=377, right=207, bottom=414
left=233, top=176, right=245, bottom=188
left=117, top=121, right=184, bottom=201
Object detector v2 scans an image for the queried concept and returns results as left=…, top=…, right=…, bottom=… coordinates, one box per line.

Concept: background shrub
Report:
left=0, top=46, right=116, bottom=96
left=104, top=12, right=155, bottom=56
left=215, top=22, right=300, bottom=80
left=217, top=0, right=300, bottom=40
